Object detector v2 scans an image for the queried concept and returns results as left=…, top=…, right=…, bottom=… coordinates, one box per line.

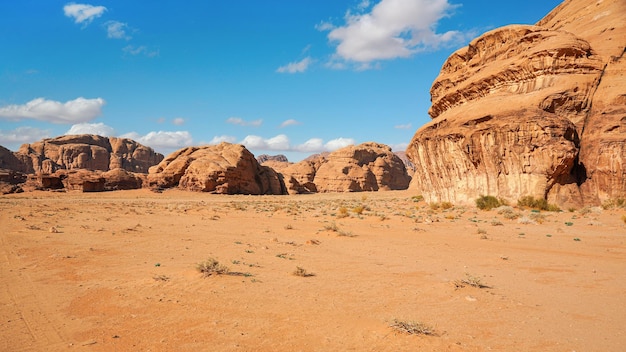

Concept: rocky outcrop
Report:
left=148, top=143, right=287, bottom=195
left=257, top=154, right=288, bottom=164
left=314, top=142, right=410, bottom=192
left=14, top=134, right=163, bottom=173
left=262, top=143, right=410, bottom=194
left=263, top=157, right=324, bottom=195
left=406, top=0, right=626, bottom=206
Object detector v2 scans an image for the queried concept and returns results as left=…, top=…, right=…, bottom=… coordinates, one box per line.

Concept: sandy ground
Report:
left=1, top=189, right=625, bottom=352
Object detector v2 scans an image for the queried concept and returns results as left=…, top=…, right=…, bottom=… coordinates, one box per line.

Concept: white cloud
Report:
left=279, top=119, right=301, bottom=128
left=63, top=3, right=107, bottom=26
left=390, top=142, right=409, bottom=152
left=325, top=0, right=463, bottom=64
left=315, top=21, right=335, bottom=32
left=172, top=117, right=185, bottom=126
left=276, top=57, right=313, bottom=74
left=65, top=122, right=115, bottom=136
left=123, top=45, right=159, bottom=58
left=0, top=97, right=105, bottom=124
left=0, top=127, right=51, bottom=149
left=324, top=137, right=355, bottom=151
left=209, top=135, right=237, bottom=144
left=239, top=134, right=355, bottom=153
left=294, top=138, right=324, bottom=153
left=105, top=20, right=131, bottom=40
left=120, top=131, right=193, bottom=151
left=394, top=123, right=412, bottom=129
left=226, top=117, right=263, bottom=127
left=241, top=134, right=290, bottom=151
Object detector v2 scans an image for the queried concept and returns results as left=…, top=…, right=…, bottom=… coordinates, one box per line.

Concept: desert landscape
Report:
left=1, top=189, right=625, bottom=351
left=1, top=0, right=625, bottom=350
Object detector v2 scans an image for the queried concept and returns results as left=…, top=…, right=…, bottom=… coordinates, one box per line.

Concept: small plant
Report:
left=517, top=196, right=560, bottom=212
left=153, top=274, right=169, bottom=282
left=491, top=219, right=503, bottom=226
left=337, top=206, right=349, bottom=218
left=429, top=202, right=441, bottom=211
left=455, top=273, right=489, bottom=288
left=622, top=215, right=626, bottom=224
left=411, top=195, right=424, bottom=202
left=323, top=221, right=340, bottom=232
left=352, top=205, right=366, bottom=215
left=573, top=237, right=581, bottom=241
left=389, top=319, right=434, bottom=336
left=196, top=258, right=229, bottom=277
left=284, top=224, right=293, bottom=230
left=292, top=266, right=314, bottom=277
left=441, top=202, right=453, bottom=210
left=565, top=221, right=574, bottom=226
left=477, top=228, right=487, bottom=235
left=476, top=195, right=501, bottom=210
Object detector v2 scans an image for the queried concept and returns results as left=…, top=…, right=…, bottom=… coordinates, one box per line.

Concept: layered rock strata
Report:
left=406, top=0, right=625, bottom=206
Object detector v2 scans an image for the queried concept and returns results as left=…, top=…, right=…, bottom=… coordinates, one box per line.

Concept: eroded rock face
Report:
left=314, top=142, right=410, bottom=192
left=406, top=0, right=626, bottom=206
left=15, top=135, right=163, bottom=173
left=148, top=143, right=286, bottom=195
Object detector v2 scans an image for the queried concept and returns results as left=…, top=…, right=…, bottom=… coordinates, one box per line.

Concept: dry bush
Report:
left=337, top=206, right=349, bottom=218
left=196, top=258, right=230, bottom=277
left=454, top=273, right=490, bottom=288
left=389, top=319, right=434, bottom=336
left=475, top=195, right=501, bottom=210
left=292, top=266, right=314, bottom=277
left=352, top=205, right=366, bottom=215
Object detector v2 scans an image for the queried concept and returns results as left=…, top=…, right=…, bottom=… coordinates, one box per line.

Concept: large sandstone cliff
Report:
left=406, top=0, right=625, bottom=206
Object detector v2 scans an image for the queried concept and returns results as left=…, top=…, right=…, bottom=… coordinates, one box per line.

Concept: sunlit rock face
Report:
left=406, top=0, right=626, bottom=207
left=148, top=143, right=286, bottom=195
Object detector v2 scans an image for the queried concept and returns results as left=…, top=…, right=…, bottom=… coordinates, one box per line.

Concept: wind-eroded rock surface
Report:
left=148, top=143, right=286, bottom=195
left=11, top=134, right=163, bottom=173
left=264, top=143, right=410, bottom=194
left=406, top=0, right=625, bottom=206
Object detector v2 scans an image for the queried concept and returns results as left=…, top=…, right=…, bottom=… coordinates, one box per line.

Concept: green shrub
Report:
left=518, top=196, right=560, bottom=212
left=475, top=195, right=501, bottom=210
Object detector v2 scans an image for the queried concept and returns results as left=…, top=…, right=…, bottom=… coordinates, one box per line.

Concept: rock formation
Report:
left=14, top=134, right=163, bottom=173
left=257, top=154, right=288, bottom=164
left=314, top=142, right=411, bottom=192
left=148, top=143, right=286, bottom=195
left=406, top=0, right=625, bottom=206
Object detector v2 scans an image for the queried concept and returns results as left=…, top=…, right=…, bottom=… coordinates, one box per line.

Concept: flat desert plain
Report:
left=1, top=190, right=625, bottom=352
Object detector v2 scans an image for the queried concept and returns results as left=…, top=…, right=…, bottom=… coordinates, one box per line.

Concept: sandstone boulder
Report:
left=314, top=142, right=410, bottom=192
left=406, top=0, right=625, bottom=206
left=263, top=157, right=324, bottom=195
left=148, top=143, right=286, bottom=194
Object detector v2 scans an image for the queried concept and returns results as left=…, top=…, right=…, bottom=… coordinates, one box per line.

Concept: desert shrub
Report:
left=496, top=206, right=520, bottom=220
left=337, top=206, right=349, bottom=218
left=389, top=319, right=434, bottom=336
left=455, top=273, right=489, bottom=288
left=411, top=195, right=424, bottom=202
left=292, top=266, right=314, bottom=277
left=622, top=215, right=626, bottom=224
left=441, top=202, right=453, bottom=210
left=475, top=195, right=501, bottom=210
left=196, top=258, right=229, bottom=277
left=352, top=205, right=366, bottom=215
left=602, top=198, right=626, bottom=210
left=429, top=202, right=440, bottom=210
left=517, top=196, right=560, bottom=212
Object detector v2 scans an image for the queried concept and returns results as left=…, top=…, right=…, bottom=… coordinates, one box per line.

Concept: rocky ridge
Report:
left=406, top=0, right=625, bottom=206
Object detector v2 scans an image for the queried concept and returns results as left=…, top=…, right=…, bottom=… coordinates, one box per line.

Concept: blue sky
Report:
left=0, top=0, right=561, bottom=161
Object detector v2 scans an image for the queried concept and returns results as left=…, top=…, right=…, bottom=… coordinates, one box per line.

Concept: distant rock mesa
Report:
left=406, top=0, right=626, bottom=207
